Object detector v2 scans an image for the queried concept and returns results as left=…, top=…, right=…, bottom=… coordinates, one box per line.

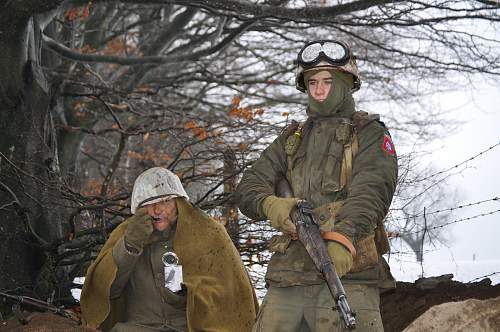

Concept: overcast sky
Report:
left=388, top=82, right=500, bottom=284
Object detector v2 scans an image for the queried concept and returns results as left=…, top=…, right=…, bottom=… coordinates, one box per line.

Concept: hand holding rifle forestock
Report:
left=276, top=178, right=357, bottom=330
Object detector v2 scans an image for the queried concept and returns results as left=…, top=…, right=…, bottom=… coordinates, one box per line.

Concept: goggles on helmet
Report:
left=297, top=40, right=351, bottom=69
left=295, top=39, right=361, bottom=93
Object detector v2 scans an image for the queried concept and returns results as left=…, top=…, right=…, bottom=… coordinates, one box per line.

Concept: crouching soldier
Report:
left=80, top=167, right=258, bottom=331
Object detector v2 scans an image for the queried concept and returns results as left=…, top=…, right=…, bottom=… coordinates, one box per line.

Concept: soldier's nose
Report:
left=318, top=83, right=326, bottom=94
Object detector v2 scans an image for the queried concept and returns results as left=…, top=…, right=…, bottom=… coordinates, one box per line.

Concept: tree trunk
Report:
left=0, top=3, right=66, bottom=300
left=223, top=148, right=239, bottom=248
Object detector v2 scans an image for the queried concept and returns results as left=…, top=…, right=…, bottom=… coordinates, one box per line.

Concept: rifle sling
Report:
left=321, top=231, right=356, bottom=257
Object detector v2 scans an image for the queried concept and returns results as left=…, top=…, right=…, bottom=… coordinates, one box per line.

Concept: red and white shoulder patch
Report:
left=382, top=134, right=395, bottom=156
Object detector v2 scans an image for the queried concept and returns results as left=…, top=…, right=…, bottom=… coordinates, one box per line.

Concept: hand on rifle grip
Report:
left=262, top=195, right=299, bottom=236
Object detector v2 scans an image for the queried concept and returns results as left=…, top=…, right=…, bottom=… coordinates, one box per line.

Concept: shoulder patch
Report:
left=382, top=134, right=396, bottom=156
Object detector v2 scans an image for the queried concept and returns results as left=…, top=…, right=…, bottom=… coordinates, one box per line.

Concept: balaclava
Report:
left=304, top=69, right=355, bottom=118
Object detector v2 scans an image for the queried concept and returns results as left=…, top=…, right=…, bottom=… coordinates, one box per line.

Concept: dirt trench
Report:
left=380, top=275, right=500, bottom=332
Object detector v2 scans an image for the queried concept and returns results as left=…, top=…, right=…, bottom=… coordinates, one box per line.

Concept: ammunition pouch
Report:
left=374, top=222, right=390, bottom=255
left=268, top=234, right=293, bottom=254
left=313, top=201, right=344, bottom=233
left=351, top=222, right=390, bottom=272
left=350, top=234, right=378, bottom=273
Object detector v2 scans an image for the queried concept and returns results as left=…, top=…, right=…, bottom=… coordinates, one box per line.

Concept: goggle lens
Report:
left=322, top=42, right=346, bottom=60
left=301, top=43, right=322, bottom=62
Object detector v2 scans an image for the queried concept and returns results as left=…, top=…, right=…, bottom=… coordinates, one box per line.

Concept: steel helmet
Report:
left=130, top=167, right=189, bottom=214
left=295, top=40, right=361, bottom=93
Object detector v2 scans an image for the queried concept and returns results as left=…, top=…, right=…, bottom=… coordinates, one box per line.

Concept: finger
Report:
left=141, top=213, right=154, bottom=223
left=143, top=217, right=155, bottom=230
left=133, top=214, right=154, bottom=228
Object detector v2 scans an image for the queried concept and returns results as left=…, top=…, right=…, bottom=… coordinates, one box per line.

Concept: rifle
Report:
left=0, top=291, right=75, bottom=321
left=276, top=178, right=357, bottom=330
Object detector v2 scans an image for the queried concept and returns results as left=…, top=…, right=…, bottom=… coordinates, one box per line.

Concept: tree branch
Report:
left=92, top=0, right=400, bottom=23
left=0, top=0, right=64, bottom=18
left=42, top=20, right=254, bottom=65
left=100, top=133, right=127, bottom=196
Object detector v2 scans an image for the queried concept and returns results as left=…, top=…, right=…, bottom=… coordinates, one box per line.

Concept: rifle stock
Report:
left=0, top=291, right=74, bottom=320
left=276, top=177, right=356, bottom=330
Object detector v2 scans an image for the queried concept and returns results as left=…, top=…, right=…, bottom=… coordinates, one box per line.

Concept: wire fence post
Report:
left=420, top=207, right=427, bottom=278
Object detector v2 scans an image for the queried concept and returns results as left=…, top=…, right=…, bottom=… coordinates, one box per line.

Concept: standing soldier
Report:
left=236, top=40, right=398, bottom=331
left=81, top=167, right=258, bottom=331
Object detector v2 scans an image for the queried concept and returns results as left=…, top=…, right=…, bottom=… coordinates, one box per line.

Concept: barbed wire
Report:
left=387, top=249, right=436, bottom=255
left=397, top=208, right=500, bottom=235
left=389, top=197, right=500, bottom=221
left=388, top=143, right=500, bottom=279
left=384, top=144, right=500, bottom=282
left=467, top=272, right=500, bottom=283
left=413, top=140, right=500, bottom=183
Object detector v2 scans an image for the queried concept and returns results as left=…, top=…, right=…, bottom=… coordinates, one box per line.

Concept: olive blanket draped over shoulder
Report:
left=80, top=198, right=258, bottom=331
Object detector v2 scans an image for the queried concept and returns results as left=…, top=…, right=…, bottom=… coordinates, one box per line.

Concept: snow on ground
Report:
left=389, top=258, right=500, bottom=285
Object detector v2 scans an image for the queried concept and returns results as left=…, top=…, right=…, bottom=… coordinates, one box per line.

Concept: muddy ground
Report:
left=380, top=275, right=500, bottom=332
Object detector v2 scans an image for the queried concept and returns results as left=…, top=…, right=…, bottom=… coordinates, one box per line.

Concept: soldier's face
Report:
left=307, top=70, right=332, bottom=102
left=147, top=199, right=178, bottom=232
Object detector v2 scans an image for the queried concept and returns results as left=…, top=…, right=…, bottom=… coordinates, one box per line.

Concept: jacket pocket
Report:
left=321, top=141, right=344, bottom=194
